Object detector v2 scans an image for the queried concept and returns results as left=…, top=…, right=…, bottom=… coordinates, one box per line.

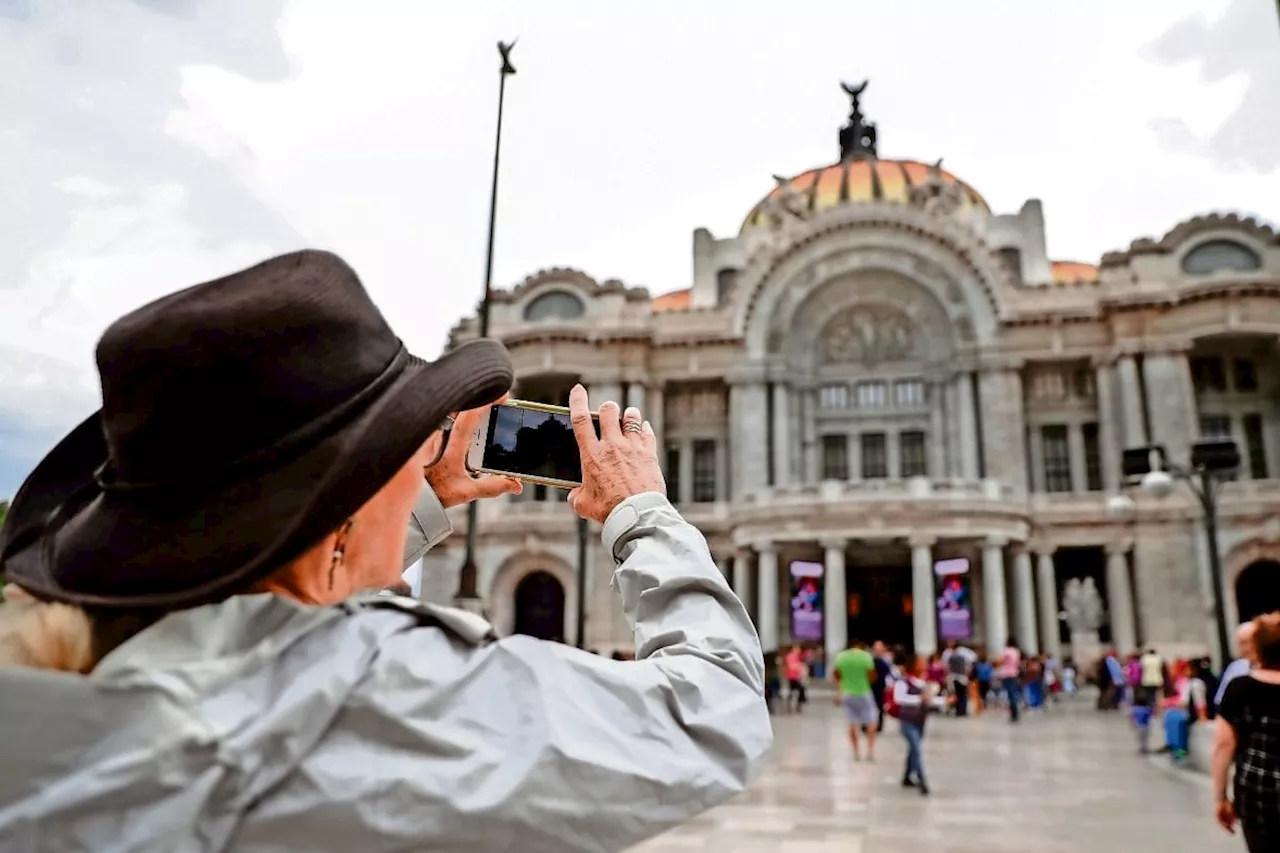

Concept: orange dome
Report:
left=652, top=288, right=691, bottom=312
left=741, top=157, right=989, bottom=232
left=1050, top=260, right=1099, bottom=283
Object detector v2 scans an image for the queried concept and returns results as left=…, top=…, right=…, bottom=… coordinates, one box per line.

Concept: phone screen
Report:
left=481, top=404, right=599, bottom=486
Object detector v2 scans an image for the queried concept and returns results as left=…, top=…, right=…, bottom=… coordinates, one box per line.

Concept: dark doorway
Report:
left=513, top=571, right=565, bottom=641
left=1054, top=546, right=1111, bottom=647
left=846, top=566, right=914, bottom=650
left=1236, top=560, right=1280, bottom=623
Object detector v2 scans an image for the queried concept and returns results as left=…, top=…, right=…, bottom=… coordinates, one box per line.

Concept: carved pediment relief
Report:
left=820, top=305, right=916, bottom=366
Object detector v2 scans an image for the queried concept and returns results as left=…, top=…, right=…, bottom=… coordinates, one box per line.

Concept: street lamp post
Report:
left=1117, top=440, right=1239, bottom=666
left=456, top=41, right=518, bottom=608
left=575, top=516, right=589, bottom=648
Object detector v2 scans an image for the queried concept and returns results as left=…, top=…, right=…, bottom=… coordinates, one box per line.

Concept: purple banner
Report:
left=934, top=557, right=972, bottom=641
left=789, top=560, right=825, bottom=642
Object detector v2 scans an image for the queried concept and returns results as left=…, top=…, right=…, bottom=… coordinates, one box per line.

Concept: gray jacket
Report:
left=0, top=491, right=770, bottom=852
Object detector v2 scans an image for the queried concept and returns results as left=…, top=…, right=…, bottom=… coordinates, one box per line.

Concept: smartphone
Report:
left=467, top=399, right=601, bottom=489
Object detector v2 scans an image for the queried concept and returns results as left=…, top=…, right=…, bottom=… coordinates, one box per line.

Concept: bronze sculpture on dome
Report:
left=839, top=79, right=878, bottom=160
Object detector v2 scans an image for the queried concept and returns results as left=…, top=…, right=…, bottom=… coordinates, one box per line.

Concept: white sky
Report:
left=0, top=0, right=1277, bottom=495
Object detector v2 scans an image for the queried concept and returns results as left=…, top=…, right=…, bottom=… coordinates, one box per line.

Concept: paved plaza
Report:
left=633, top=695, right=1237, bottom=853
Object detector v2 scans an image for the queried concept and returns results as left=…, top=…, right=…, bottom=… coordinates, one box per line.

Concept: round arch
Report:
left=513, top=572, right=567, bottom=641
left=488, top=550, right=578, bottom=643
left=1236, top=560, right=1280, bottom=624
left=733, top=212, right=1009, bottom=359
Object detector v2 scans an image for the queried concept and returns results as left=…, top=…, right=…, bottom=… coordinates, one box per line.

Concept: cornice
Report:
left=1100, top=212, right=1280, bottom=267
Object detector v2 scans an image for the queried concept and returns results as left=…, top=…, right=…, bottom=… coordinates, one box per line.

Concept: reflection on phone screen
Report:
left=483, top=406, right=598, bottom=484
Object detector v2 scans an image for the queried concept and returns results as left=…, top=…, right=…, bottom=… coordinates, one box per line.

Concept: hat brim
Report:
left=0, top=339, right=512, bottom=609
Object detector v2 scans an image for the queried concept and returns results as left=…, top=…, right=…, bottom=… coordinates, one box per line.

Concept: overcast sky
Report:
left=0, top=0, right=1277, bottom=496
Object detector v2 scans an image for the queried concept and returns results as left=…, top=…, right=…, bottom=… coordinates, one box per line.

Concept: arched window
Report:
left=1181, top=240, right=1262, bottom=275
left=997, top=247, right=1023, bottom=282
left=716, top=268, right=739, bottom=303
left=523, top=290, right=586, bottom=322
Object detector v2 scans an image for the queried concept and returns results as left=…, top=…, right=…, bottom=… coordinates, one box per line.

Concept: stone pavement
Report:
left=631, top=696, right=1238, bottom=852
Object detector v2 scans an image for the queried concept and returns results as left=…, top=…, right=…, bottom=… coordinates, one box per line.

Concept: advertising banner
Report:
left=933, top=557, right=972, bottom=641
left=789, top=560, right=825, bottom=642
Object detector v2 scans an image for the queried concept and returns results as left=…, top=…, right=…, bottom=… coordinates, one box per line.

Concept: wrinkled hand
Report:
left=566, top=385, right=665, bottom=523
left=1215, top=799, right=1236, bottom=834
left=424, top=397, right=522, bottom=508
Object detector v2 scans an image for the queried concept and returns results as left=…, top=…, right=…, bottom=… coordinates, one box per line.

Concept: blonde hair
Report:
left=0, top=586, right=96, bottom=673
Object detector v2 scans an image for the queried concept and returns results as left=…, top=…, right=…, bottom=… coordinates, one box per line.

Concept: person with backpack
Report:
left=940, top=639, right=976, bottom=717
left=888, top=650, right=934, bottom=795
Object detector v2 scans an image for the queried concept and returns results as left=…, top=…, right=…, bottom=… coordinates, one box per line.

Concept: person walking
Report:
left=941, top=639, right=975, bottom=717
left=892, top=651, right=934, bottom=796
left=833, top=638, right=880, bottom=761
left=0, top=251, right=773, bottom=852
left=871, top=640, right=893, bottom=732
left=784, top=644, right=808, bottom=713
left=997, top=637, right=1023, bottom=723
left=1213, top=614, right=1280, bottom=852
left=974, top=653, right=994, bottom=713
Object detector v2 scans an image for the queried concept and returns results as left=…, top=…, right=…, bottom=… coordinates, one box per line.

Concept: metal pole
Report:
left=1198, top=470, right=1232, bottom=669
left=457, top=42, right=517, bottom=604
left=576, top=514, right=588, bottom=648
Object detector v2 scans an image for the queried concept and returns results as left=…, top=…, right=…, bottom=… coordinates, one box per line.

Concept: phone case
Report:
left=466, top=399, right=596, bottom=489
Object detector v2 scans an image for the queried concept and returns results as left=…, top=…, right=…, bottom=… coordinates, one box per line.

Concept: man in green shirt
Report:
left=832, top=638, right=879, bottom=760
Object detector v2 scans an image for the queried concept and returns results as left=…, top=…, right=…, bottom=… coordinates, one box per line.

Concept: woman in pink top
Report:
left=784, top=645, right=808, bottom=712
left=997, top=638, right=1023, bottom=723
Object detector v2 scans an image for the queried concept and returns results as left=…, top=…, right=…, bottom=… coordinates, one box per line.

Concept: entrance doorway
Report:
left=1236, top=560, right=1280, bottom=623
left=513, top=571, right=566, bottom=641
left=846, top=566, right=913, bottom=650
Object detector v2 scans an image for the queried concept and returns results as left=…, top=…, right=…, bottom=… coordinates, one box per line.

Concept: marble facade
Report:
left=426, top=117, right=1280, bottom=664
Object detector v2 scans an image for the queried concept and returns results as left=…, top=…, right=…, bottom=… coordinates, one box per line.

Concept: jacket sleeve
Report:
left=304, top=492, right=772, bottom=853
left=401, top=483, right=452, bottom=571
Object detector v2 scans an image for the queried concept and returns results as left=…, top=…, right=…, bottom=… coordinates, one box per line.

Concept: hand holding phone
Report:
left=564, top=386, right=665, bottom=523
left=467, top=398, right=599, bottom=489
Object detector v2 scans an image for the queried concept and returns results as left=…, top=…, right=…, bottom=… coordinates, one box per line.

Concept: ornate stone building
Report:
left=428, top=86, right=1280, bottom=663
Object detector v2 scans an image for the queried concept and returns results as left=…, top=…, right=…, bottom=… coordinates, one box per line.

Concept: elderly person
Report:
left=1216, top=621, right=1258, bottom=709
left=1214, top=613, right=1280, bottom=851
left=0, top=251, right=771, bottom=852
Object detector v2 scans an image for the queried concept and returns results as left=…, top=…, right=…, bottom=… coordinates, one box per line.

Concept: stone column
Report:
left=756, top=544, right=780, bottom=652
left=731, top=550, right=750, bottom=597
left=1094, top=361, right=1121, bottom=493
left=1068, top=423, right=1088, bottom=493
left=1036, top=549, right=1061, bottom=659
left=771, top=382, right=791, bottom=487
left=823, top=538, right=848, bottom=662
left=647, top=384, right=664, bottom=449
left=978, top=367, right=1028, bottom=493
left=1114, top=354, right=1148, bottom=450
left=1142, top=348, right=1199, bottom=466
left=928, top=379, right=947, bottom=478
left=1106, top=541, right=1137, bottom=654
left=729, top=377, right=769, bottom=501
left=955, top=372, right=980, bottom=479
left=1012, top=546, right=1039, bottom=654
left=801, top=386, right=819, bottom=484
left=910, top=536, right=938, bottom=655
left=983, top=537, right=1009, bottom=650
left=626, top=382, right=646, bottom=420
left=590, top=381, right=624, bottom=408
left=1028, top=425, right=1045, bottom=493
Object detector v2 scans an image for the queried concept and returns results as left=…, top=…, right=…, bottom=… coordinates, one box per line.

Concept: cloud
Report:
left=1144, top=0, right=1280, bottom=172
left=0, top=0, right=299, bottom=494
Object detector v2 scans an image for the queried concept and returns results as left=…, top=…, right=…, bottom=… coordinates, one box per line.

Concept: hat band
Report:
left=94, top=344, right=413, bottom=494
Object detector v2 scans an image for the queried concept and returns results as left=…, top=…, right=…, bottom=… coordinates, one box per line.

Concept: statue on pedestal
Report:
left=1063, top=577, right=1105, bottom=659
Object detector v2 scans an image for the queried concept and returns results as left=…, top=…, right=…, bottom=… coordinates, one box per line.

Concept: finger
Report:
left=640, top=419, right=657, bottom=455
left=568, top=385, right=600, bottom=452
left=597, top=400, right=623, bottom=442
left=566, top=486, right=582, bottom=514
left=469, top=475, right=521, bottom=500
left=446, top=407, right=486, bottom=461
left=621, top=406, right=643, bottom=442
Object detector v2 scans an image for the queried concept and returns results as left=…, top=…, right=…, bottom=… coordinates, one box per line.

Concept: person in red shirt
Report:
left=784, top=645, right=808, bottom=712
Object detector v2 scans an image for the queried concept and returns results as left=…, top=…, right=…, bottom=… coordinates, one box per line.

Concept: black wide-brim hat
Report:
left=0, top=250, right=513, bottom=609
